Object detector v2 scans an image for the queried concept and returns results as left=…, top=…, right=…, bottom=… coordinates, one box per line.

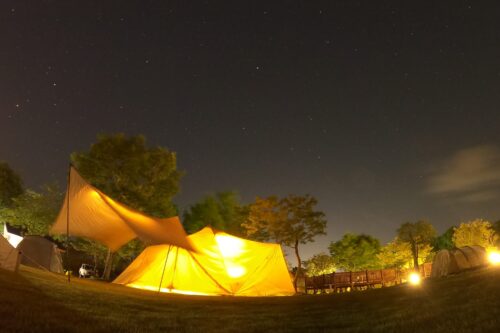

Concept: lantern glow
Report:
left=408, top=272, right=421, bottom=286
left=488, top=251, right=500, bottom=265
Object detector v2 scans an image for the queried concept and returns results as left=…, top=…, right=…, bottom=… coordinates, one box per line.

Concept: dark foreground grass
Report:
left=0, top=266, right=499, bottom=333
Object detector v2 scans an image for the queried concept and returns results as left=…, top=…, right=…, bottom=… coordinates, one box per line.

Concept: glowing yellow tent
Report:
left=51, top=167, right=192, bottom=251
left=113, top=227, right=295, bottom=296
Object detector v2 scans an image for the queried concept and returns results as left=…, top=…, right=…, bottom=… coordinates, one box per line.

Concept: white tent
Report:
left=2, top=224, right=23, bottom=248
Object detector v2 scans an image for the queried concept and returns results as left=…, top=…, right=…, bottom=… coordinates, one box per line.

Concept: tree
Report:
left=72, top=134, right=182, bottom=217
left=452, top=219, right=498, bottom=249
left=328, top=233, right=381, bottom=271
left=304, top=253, right=336, bottom=276
left=397, top=220, right=436, bottom=271
left=71, top=133, right=183, bottom=279
left=378, top=238, right=434, bottom=270
left=112, top=239, right=146, bottom=278
left=432, top=227, right=455, bottom=251
left=69, top=237, right=145, bottom=279
left=0, top=162, right=24, bottom=208
left=493, top=220, right=500, bottom=247
left=71, top=237, right=108, bottom=273
left=183, top=192, right=248, bottom=235
left=0, top=184, right=63, bottom=235
left=242, top=196, right=281, bottom=241
left=242, top=194, right=327, bottom=291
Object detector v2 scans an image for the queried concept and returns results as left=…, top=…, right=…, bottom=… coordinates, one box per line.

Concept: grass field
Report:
left=0, top=266, right=499, bottom=333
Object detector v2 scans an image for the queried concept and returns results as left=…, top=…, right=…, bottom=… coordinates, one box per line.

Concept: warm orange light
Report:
left=226, top=264, right=246, bottom=278
left=408, top=272, right=421, bottom=286
left=127, top=284, right=213, bottom=296
left=488, top=251, right=500, bottom=265
left=215, top=234, right=244, bottom=258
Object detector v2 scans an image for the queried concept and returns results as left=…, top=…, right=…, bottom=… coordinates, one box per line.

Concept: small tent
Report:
left=51, top=167, right=192, bottom=251
left=0, top=235, right=21, bottom=272
left=2, top=224, right=24, bottom=248
left=113, top=227, right=295, bottom=296
left=460, top=246, right=487, bottom=267
left=17, top=236, right=64, bottom=273
left=431, top=246, right=488, bottom=278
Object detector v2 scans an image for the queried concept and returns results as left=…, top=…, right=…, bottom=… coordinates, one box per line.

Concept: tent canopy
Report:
left=113, top=227, right=295, bottom=296
left=51, top=167, right=193, bottom=252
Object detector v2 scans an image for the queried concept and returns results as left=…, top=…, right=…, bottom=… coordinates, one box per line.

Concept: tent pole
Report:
left=158, top=245, right=172, bottom=293
left=170, top=247, right=179, bottom=290
left=66, top=164, right=71, bottom=283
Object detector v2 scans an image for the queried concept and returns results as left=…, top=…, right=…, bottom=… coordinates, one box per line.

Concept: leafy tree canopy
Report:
left=71, top=237, right=108, bottom=272
left=71, top=133, right=182, bottom=218
left=378, top=238, right=434, bottom=270
left=71, top=133, right=182, bottom=279
left=452, top=219, right=498, bottom=249
left=493, top=220, right=500, bottom=247
left=241, top=196, right=281, bottom=242
left=304, top=253, right=335, bottom=276
left=329, top=233, right=381, bottom=271
left=71, top=236, right=145, bottom=279
left=398, top=220, right=436, bottom=246
left=243, top=195, right=327, bottom=246
left=242, top=194, right=327, bottom=291
left=0, top=184, right=63, bottom=236
left=0, top=162, right=24, bottom=207
left=183, top=191, right=248, bottom=235
left=397, top=220, right=436, bottom=270
left=432, top=227, right=456, bottom=251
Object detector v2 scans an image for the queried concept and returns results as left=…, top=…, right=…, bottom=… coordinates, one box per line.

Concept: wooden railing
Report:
left=304, top=263, right=432, bottom=293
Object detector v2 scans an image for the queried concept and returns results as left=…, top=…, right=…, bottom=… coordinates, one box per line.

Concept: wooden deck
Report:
left=304, top=263, right=432, bottom=293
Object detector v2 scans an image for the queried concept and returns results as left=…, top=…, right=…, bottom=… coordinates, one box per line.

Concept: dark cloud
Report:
left=428, top=145, right=500, bottom=202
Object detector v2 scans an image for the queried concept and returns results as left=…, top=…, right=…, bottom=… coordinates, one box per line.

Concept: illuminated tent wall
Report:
left=0, top=234, right=21, bottom=272
left=17, top=236, right=64, bottom=273
left=50, top=167, right=193, bottom=252
left=113, top=227, right=295, bottom=296
left=431, top=246, right=488, bottom=278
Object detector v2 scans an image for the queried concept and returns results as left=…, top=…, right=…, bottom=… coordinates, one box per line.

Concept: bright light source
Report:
left=226, top=265, right=246, bottom=278
left=408, top=272, right=421, bottom=286
left=488, top=251, right=500, bottom=265
left=215, top=234, right=244, bottom=258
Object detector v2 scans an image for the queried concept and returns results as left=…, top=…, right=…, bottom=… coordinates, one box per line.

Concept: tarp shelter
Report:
left=0, top=234, right=21, bottom=272
left=431, top=246, right=488, bottom=278
left=50, top=167, right=193, bottom=252
left=17, top=236, right=64, bottom=273
left=113, top=227, right=295, bottom=296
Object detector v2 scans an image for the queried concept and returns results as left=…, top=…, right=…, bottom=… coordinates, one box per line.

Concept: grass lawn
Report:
left=0, top=265, right=499, bottom=332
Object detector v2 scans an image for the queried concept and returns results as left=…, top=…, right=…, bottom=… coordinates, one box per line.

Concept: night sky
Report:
left=2, top=1, right=500, bottom=259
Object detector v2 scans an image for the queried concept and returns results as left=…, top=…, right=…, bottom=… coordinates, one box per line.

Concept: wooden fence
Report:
left=304, top=263, right=432, bottom=293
